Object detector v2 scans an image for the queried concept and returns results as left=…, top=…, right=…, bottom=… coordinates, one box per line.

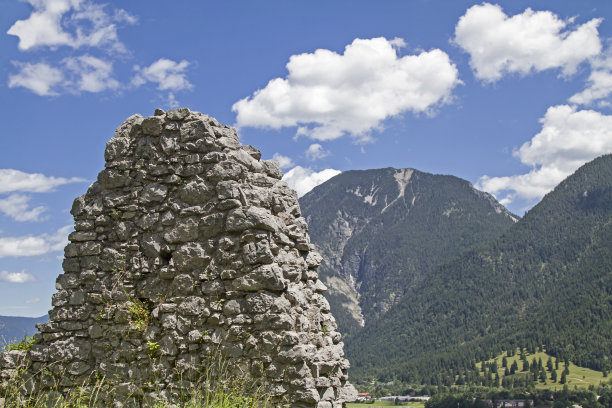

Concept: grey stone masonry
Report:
left=0, top=108, right=356, bottom=407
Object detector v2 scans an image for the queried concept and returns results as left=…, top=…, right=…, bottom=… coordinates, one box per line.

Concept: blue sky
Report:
left=1, top=0, right=612, bottom=316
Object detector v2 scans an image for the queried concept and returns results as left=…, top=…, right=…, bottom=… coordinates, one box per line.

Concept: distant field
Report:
left=483, top=349, right=608, bottom=390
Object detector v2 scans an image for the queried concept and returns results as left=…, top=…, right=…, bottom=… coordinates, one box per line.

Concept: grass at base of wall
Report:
left=0, top=351, right=272, bottom=408
left=347, top=402, right=426, bottom=407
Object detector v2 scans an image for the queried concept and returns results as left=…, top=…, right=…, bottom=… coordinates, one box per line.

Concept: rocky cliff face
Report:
left=0, top=108, right=356, bottom=407
left=300, top=168, right=517, bottom=336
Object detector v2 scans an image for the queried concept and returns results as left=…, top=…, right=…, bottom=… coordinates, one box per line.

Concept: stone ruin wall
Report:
left=0, top=108, right=356, bottom=407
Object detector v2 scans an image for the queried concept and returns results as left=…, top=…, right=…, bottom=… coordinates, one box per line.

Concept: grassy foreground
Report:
left=347, top=402, right=425, bottom=407
left=0, top=348, right=272, bottom=408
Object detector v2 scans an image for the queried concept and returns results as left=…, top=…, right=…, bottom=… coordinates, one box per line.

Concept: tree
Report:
left=511, top=361, right=518, bottom=375
left=561, top=370, right=567, bottom=384
left=503, top=356, right=508, bottom=368
left=547, top=357, right=554, bottom=372
left=502, top=377, right=509, bottom=388
left=551, top=369, right=558, bottom=382
left=531, top=361, right=539, bottom=378
left=523, top=359, right=530, bottom=372
left=539, top=367, right=547, bottom=383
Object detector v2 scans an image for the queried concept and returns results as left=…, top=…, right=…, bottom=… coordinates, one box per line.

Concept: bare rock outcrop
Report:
left=0, top=108, right=356, bottom=407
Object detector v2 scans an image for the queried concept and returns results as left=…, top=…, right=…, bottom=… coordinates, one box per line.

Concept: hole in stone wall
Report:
left=160, top=250, right=172, bottom=265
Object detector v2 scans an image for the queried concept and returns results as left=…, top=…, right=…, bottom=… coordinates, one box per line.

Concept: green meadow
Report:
left=482, top=349, right=607, bottom=390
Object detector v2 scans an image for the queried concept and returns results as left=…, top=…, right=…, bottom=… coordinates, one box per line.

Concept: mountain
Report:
left=345, top=155, right=612, bottom=383
left=0, top=315, right=49, bottom=347
left=299, top=168, right=517, bottom=336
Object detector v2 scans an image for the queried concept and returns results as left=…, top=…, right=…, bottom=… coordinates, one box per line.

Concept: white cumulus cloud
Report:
left=0, top=270, right=36, bottom=283
left=0, top=169, right=84, bottom=194
left=9, top=56, right=120, bottom=95
left=454, top=3, right=602, bottom=82
left=233, top=37, right=460, bottom=141
left=7, top=0, right=77, bottom=50
left=305, top=143, right=329, bottom=161
left=477, top=105, right=612, bottom=205
left=0, top=194, right=47, bottom=222
left=0, top=225, right=71, bottom=258
left=271, top=153, right=295, bottom=170
left=283, top=166, right=341, bottom=197
left=569, top=53, right=612, bottom=106
left=6, top=2, right=195, bottom=103
left=6, top=0, right=135, bottom=52
left=132, top=59, right=193, bottom=107
left=63, top=55, right=119, bottom=92
left=132, top=59, right=192, bottom=91
left=8, top=62, right=63, bottom=96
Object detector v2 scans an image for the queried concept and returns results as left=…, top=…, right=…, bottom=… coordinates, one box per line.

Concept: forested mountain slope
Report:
left=299, top=168, right=517, bottom=336
left=346, top=155, right=612, bottom=383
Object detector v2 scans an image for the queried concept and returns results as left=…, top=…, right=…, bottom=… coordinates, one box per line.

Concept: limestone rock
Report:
left=1, top=108, right=355, bottom=407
